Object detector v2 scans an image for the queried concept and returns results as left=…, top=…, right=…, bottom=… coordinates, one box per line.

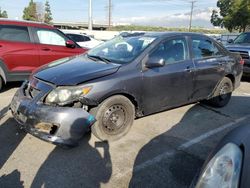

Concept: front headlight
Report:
left=196, top=143, right=242, bottom=188
left=46, top=86, right=92, bottom=105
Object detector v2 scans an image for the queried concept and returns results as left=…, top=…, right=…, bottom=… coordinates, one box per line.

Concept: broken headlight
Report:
left=45, top=86, right=92, bottom=105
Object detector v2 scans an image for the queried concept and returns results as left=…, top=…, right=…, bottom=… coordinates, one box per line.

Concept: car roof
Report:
left=143, top=32, right=206, bottom=38
left=121, top=31, right=209, bottom=39
left=0, top=18, right=54, bottom=29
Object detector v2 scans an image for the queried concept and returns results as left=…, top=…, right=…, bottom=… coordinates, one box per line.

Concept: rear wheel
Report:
left=90, top=95, right=135, bottom=141
left=205, top=77, right=233, bottom=107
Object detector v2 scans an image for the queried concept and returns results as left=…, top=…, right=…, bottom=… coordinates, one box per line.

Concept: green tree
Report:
left=211, top=0, right=250, bottom=32
left=210, top=10, right=223, bottom=27
left=44, top=0, right=53, bottom=24
left=23, top=0, right=38, bottom=21
left=0, top=9, right=8, bottom=18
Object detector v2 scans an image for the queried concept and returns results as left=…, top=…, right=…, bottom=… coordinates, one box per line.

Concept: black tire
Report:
left=0, top=76, right=3, bottom=92
left=90, top=95, right=135, bottom=141
left=205, top=77, right=233, bottom=108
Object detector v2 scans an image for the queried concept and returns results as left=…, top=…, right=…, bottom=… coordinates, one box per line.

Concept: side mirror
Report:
left=145, top=56, right=165, bottom=68
left=66, top=40, right=76, bottom=48
left=227, top=39, right=234, bottom=44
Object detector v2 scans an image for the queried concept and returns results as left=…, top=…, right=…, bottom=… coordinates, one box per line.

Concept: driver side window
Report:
left=150, top=38, right=188, bottom=64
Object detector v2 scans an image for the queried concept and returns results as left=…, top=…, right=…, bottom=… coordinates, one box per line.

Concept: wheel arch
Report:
left=97, top=91, right=140, bottom=115
left=225, top=74, right=235, bottom=89
left=208, top=75, right=234, bottom=99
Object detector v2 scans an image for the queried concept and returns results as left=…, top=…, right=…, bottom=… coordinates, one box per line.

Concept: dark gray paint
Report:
left=34, top=32, right=243, bottom=116
left=11, top=32, right=243, bottom=145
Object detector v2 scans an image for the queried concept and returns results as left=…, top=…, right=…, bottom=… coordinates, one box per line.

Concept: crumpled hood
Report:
left=34, top=55, right=121, bottom=86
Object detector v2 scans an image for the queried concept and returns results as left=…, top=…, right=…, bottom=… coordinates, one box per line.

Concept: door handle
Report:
left=41, top=48, right=51, bottom=51
left=218, top=60, right=227, bottom=66
left=185, top=66, right=194, bottom=72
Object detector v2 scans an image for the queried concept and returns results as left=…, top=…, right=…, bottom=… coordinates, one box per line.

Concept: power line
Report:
left=189, top=1, right=196, bottom=32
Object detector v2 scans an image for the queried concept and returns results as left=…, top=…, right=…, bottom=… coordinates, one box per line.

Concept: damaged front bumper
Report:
left=10, top=80, right=96, bottom=147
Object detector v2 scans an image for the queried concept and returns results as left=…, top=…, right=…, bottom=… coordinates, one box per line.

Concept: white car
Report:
left=66, top=33, right=103, bottom=49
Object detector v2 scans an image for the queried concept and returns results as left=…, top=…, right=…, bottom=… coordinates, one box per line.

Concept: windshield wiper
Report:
left=87, top=54, right=111, bottom=64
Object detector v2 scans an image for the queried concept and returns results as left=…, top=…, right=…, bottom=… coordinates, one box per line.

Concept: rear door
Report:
left=142, top=36, right=195, bottom=114
left=32, top=27, right=85, bottom=66
left=0, top=25, right=39, bottom=72
left=190, top=36, right=227, bottom=100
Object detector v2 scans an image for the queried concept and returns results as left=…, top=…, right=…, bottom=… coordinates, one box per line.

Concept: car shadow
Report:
left=0, top=104, right=9, bottom=120
left=31, top=119, right=112, bottom=188
left=241, top=76, right=250, bottom=82
left=0, top=169, right=24, bottom=188
left=0, top=106, right=26, bottom=169
left=129, top=96, right=250, bottom=188
left=0, top=82, right=22, bottom=93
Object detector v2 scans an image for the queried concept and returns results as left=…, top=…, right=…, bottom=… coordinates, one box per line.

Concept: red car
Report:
left=0, top=19, right=87, bottom=90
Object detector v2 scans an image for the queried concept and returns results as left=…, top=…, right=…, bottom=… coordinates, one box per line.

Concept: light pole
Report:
left=108, top=0, right=112, bottom=29
left=88, top=0, right=93, bottom=30
left=189, top=1, right=196, bottom=32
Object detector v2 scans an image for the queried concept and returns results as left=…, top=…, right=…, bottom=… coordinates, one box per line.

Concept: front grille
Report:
left=230, top=50, right=250, bottom=60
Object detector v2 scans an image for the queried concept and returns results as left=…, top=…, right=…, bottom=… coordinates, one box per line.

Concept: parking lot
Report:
left=0, top=79, right=249, bottom=188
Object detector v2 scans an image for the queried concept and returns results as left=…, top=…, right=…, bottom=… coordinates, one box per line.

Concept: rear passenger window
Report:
left=0, top=25, right=30, bottom=43
left=192, top=37, right=223, bottom=59
left=150, top=38, right=188, bottom=64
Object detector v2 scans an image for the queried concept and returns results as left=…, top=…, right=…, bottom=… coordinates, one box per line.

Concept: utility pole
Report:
left=189, top=1, right=196, bottom=32
left=108, top=0, right=112, bottom=29
left=88, top=0, right=93, bottom=30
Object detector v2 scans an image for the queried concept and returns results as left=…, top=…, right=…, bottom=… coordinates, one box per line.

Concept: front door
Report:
left=142, top=37, right=195, bottom=114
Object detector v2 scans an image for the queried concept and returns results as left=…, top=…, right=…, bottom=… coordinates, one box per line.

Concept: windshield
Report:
left=87, top=35, right=156, bottom=64
left=234, top=33, right=250, bottom=44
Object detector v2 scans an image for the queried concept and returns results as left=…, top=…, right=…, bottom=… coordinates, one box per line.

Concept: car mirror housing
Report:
left=145, top=57, right=165, bottom=68
left=66, top=40, right=76, bottom=48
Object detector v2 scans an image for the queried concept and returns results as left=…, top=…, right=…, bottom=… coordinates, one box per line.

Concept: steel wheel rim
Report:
left=219, top=83, right=230, bottom=100
left=102, top=104, right=127, bottom=135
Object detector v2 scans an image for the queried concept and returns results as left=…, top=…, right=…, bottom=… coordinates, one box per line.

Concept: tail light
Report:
left=240, top=58, right=245, bottom=65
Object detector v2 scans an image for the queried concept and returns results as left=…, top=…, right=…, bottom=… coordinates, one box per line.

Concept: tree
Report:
left=23, top=0, right=38, bottom=21
left=36, top=2, right=44, bottom=22
left=210, top=10, right=222, bottom=27
left=0, top=8, right=8, bottom=18
left=211, top=0, right=250, bottom=32
left=44, top=0, right=53, bottom=24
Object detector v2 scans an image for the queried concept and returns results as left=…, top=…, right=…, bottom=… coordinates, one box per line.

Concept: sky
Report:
left=0, top=0, right=219, bottom=28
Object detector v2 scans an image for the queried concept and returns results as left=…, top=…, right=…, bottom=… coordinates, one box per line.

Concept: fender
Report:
left=207, top=74, right=235, bottom=100
left=97, top=89, right=142, bottom=116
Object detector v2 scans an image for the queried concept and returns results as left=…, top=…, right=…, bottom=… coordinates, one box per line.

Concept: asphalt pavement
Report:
left=0, top=80, right=250, bottom=188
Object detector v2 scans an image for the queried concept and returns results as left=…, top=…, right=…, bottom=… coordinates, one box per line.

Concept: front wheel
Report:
left=90, top=95, right=135, bottom=141
left=205, top=77, right=233, bottom=108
